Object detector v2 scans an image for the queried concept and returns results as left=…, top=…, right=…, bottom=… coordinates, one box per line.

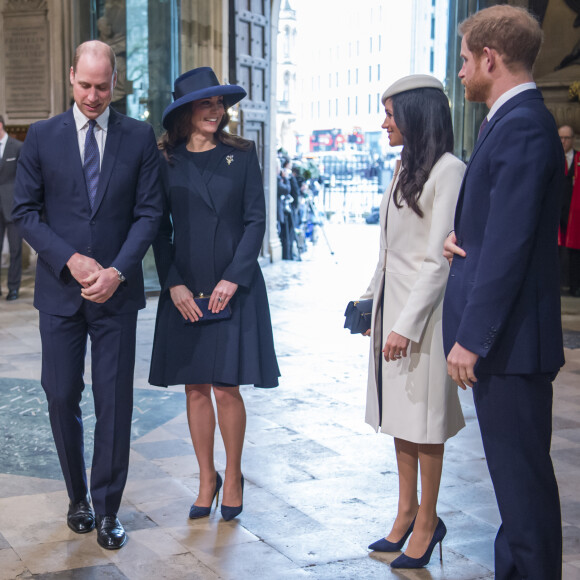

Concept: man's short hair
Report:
left=72, top=40, right=116, bottom=75
left=459, top=5, right=543, bottom=73
left=0, top=114, right=5, bottom=127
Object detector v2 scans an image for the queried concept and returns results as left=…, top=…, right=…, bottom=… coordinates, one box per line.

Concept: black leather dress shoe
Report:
left=6, top=290, right=18, bottom=301
left=96, top=515, right=127, bottom=549
left=67, top=497, right=95, bottom=533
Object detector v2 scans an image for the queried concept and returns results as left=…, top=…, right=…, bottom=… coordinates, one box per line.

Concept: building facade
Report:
left=292, top=0, right=450, bottom=157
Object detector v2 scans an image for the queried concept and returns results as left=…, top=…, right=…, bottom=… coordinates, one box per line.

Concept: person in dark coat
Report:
left=149, top=67, right=280, bottom=522
left=277, top=159, right=298, bottom=259
left=0, top=115, right=23, bottom=300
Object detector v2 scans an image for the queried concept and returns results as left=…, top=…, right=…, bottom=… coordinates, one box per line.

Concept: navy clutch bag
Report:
left=184, top=296, right=232, bottom=324
left=344, top=299, right=373, bottom=334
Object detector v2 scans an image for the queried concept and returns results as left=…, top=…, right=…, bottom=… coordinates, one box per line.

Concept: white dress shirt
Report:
left=0, top=132, right=8, bottom=159
left=72, top=103, right=109, bottom=169
left=566, top=148, right=574, bottom=173
left=485, top=82, right=537, bottom=122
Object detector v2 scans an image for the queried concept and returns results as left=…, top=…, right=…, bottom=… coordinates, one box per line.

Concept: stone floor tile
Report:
left=33, top=564, right=129, bottom=579
left=115, top=553, right=219, bottom=580
left=0, top=473, right=65, bottom=499
left=189, top=538, right=301, bottom=578
left=166, top=520, right=259, bottom=550
left=564, top=563, right=580, bottom=580
left=266, top=530, right=367, bottom=567
left=122, top=476, right=193, bottom=505
left=14, top=538, right=112, bottom=575
left=0, top=547, right=29, bottom=580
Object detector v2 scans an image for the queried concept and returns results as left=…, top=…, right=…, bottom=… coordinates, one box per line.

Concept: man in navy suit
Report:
left=12, top=40, right=162, bottom=549
left=442, top=6, right=564, bottom=579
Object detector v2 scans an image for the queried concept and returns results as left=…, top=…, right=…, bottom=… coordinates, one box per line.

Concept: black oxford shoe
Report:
left=6, top=290, right=18, bottom=301
left=96, top=515, right=127, bottom=550
left=67, top=497, right=95, bottom=533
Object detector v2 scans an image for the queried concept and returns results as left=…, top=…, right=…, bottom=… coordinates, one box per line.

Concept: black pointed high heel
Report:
left=221, top=475, right=244, bottom=521
left=368, top=517, right=415, bottom=552
left=189, top=472, right=222, bottom=519
left=390, top=518, right=447, bottom=569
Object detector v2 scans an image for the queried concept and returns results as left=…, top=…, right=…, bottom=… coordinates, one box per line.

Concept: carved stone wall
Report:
left=535, top=0, right=580, bottom=134
left=0, top=0, right=70, bottom=126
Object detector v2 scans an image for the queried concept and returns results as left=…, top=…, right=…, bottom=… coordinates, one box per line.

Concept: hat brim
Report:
left=162, top=84, right=247, bottom=129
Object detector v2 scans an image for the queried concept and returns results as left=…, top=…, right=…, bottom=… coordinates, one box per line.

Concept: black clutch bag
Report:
left=185, top=296, right=232, bottom=324
left=344, top=299, right=373, bottom=334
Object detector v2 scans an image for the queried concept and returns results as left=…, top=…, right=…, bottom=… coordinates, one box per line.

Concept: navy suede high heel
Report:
left=189, top=472, right=222, bottom=519
left=390, top=518, right=447, bottom=569
left=368, top=517, right=415, bottom=552
left=221, top=475, right=244, bottom=521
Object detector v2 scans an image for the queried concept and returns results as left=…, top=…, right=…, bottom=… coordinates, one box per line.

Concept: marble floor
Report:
left=1, top=222, right=579, bottom=580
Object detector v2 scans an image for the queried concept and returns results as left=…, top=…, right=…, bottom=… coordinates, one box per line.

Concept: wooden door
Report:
left=229, top=0, right=270, bottom=169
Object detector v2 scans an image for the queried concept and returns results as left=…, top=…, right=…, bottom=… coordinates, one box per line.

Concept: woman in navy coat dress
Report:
left=149, top=67, right=280, bottom=521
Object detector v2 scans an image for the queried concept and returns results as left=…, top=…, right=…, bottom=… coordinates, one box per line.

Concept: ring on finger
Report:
left=218, top=297, right=223, bottom=303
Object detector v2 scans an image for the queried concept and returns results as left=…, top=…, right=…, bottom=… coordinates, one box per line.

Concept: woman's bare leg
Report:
left=404, top=443, right=444, bottom=557
left=385, top=437, right=420, bottom=541
left=214, top=386, right=246, bottom=506
left=185, top=383, right=219, bottom=507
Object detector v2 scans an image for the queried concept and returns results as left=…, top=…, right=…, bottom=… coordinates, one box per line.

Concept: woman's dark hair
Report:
left=391, top=87, right=454, bottom=217
left=158, top=102, right=253, bottom=160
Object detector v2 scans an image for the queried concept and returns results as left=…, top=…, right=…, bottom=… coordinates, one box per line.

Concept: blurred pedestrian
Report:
left=559, top=124, right=580, bottom=296
left=0, top=114, right=23, bottom=300
left=363, top=74, right=465, bottom=569
left=277, top=158, right=299, bottom=259
left=149, top=67, right=280, bottom=522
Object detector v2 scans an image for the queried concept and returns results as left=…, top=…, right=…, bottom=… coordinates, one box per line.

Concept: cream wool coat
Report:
left=362, top=152, right=466, bottom=443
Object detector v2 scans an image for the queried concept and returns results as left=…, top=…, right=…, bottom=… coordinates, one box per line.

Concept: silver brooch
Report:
left=226, top=154, right=234, bottom=165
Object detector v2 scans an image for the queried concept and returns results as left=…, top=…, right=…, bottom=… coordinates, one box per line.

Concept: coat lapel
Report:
left=204, top=143, right=235, bottom=188
left=173, top=145, right=216, bottom=213
left=174, top=142, right=236, bottom=213
left=90, top=107, right=122, bottom=217
left=454, top=89, right=542, bottom=228
left=61, top=109, right=88, bottom=207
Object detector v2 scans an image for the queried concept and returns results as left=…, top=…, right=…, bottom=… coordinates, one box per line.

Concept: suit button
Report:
left=457, top=238, right=463, bottom=246
left=90, top=220, right=96, bottom=225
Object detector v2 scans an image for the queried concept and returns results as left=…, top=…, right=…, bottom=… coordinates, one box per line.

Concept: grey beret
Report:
left=381, top=74, right=444, bottom=104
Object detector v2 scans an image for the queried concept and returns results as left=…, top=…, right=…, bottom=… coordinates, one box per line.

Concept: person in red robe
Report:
left=559, top=125, right=580, bottom=296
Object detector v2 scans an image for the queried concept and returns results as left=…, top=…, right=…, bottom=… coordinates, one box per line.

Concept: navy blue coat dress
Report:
left=149, top=141, right=280, bottom=388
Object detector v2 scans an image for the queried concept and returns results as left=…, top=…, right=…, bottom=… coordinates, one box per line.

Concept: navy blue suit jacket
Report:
left=12, top=108, right=162, bottom=316
left=443, top=89, right=565, bottom=375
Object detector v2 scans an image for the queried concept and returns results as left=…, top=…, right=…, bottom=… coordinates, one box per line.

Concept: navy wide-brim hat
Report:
left=162, top=67, right=247, bottom=129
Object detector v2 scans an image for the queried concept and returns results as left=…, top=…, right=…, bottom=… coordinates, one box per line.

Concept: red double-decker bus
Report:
left=309, top=129, right=346, bottom=152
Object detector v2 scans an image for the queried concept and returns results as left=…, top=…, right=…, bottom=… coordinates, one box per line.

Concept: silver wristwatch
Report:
left=112, top=267, right=126, bottom=282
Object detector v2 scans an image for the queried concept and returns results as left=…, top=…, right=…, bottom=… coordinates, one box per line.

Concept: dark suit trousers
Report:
left=473, top=374, right=562, bottom=580
left=39, top=302, right=138, bottom=516
left=0, top=208, right=22, bottom=291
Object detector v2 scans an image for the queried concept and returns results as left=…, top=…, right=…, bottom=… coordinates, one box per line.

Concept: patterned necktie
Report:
left=477, top=116, right=489, bottom=141
left=84, top=120, right=100, bottom=209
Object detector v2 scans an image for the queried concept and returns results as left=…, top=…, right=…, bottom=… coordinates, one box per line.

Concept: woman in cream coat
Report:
left=363, top=75, right=465, bottom=569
